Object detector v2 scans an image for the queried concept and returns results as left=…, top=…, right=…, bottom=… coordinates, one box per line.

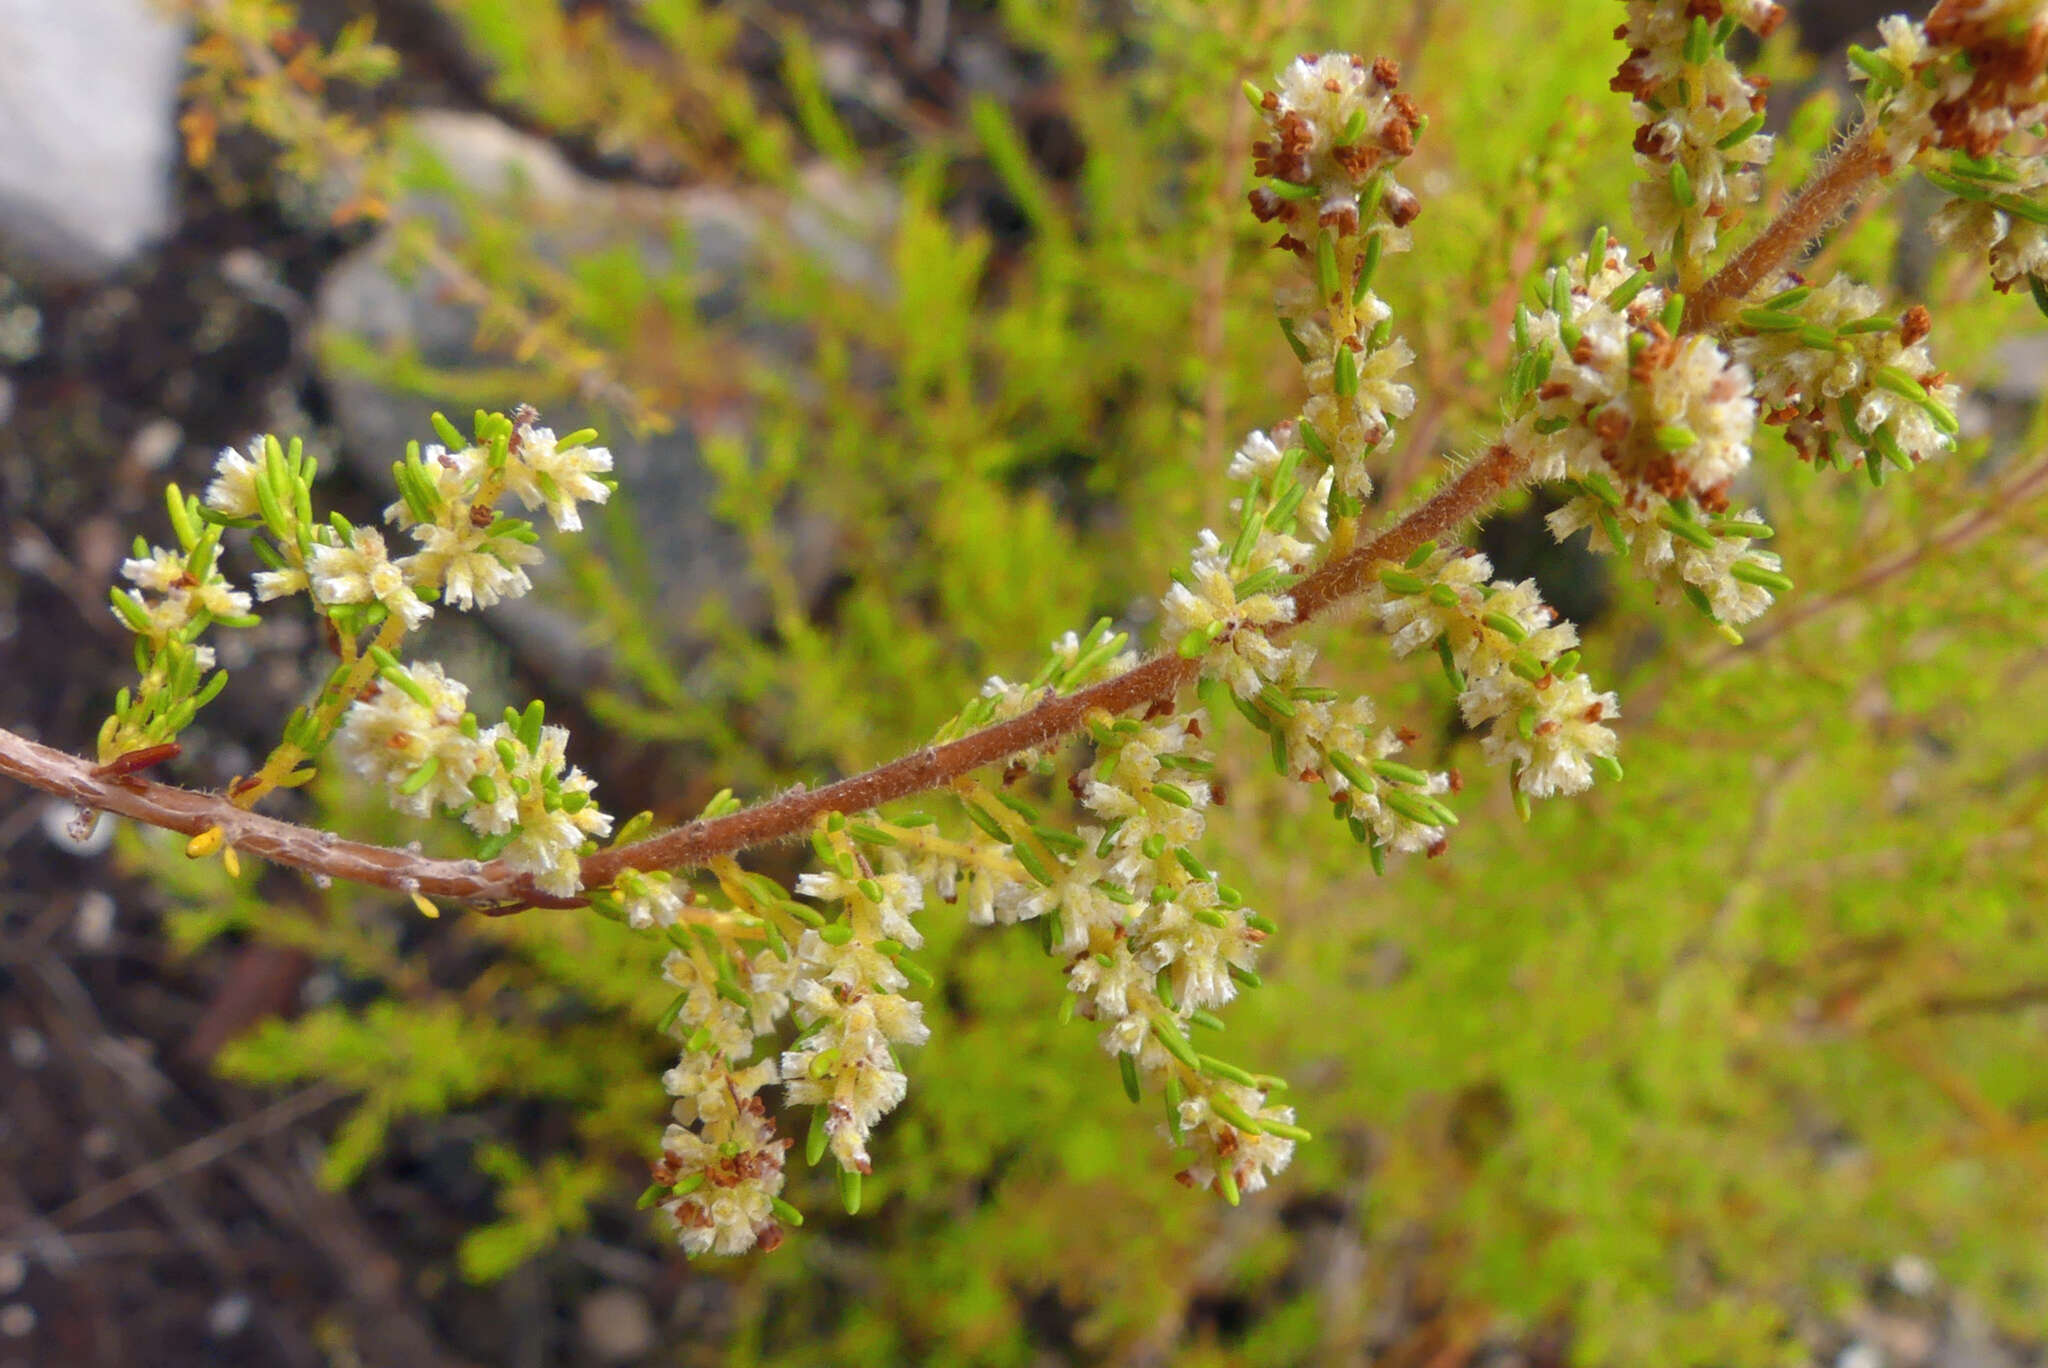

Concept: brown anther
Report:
left=1630, top=331, right=1677, bottom=383
left=1209, top=779, right=1227, bottom=807
left=1425, top=836, right=1450, bottom=859
left=1396, top=726, right=1419, bottom=745
left=1583, top=701, right=1607, bottom=723
left=1643, top=454, right=1688, bottom=501
left=1332, top=144, right=1378, bottom=179
left=1900, top=304, right=1933, bottom=347
left=1319, top=200, right=1360, bottom=235
left=1572, top=337, right=1596, bottom=365
left=469, top=505, right=495, bottom=529
left=1537, top=380, right=1573, bottom=401
left=1383, top=184, right=1421, bottom=227
left=1593, top=408, right=1632, bottom=442
left=1610, top=52, right=1653, bottom=97
left=1143, top=697, right=1176, bottom=721
left=1633, top=123, right=1677, bottom=161
left=1248, top=187, right=1287, bottom=222
left=1447, top=768, right=1464, bottom=794
left=1372, top=56, right=1400, bottom=88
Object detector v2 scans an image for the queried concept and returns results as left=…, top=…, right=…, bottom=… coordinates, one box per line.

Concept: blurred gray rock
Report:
left=0, top=0, right=185, bottom=277
left=576, top=1285, right=655, bottom=1364
left=316, top=112, right=855, bottom=689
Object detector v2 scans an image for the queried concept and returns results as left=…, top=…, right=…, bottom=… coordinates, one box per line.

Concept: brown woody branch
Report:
left=0, top=104, right=1910, bottom=909
left=1683, top=126, right=1892, bottom=332
left=0, top=445, right=1521, bottom=907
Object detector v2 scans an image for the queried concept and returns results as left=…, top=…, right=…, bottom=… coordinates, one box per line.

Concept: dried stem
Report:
left=0, top=445, right=1524, bottom=907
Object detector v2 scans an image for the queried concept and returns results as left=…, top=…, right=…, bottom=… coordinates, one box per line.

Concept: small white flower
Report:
left=399, top=519, right=542, bottom=610
left=1227, top=430, right=1287, bottom=482
left=121, top=548, right=188, bottom=595
left=253, top=566, right=309, bottom=601
left=500, top=423, right=613, bottom=532
left=308, top=526, right=431, bottom=629
left=619, top=870, right=685, bottom=930
left=202, top=439, right=267, bottom=519
left=332, top=661, right=482, bottom=816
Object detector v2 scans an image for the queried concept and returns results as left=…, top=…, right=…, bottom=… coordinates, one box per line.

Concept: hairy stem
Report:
left=1683, top=126, right=1891, bottom=332
left=0, top=445, right=1526, bottom=907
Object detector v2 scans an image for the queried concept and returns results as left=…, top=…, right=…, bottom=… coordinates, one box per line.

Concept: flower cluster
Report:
left=907, top=707, right=1304, bottom=1202
left=1247, top=54, right=1424, bottom=505
left=649, top=917, right=792, bottom=1256
left=104, top=411, right=621, bottom=885
left=779, top=829, right=931, bottom=1182
left=1506, top=240, right=1790, bottom=629
left=1926, top=158, right=2048, bottom=299
left=1855, top=3, right=2048, bottom=160
left=1730, top=281, right=1962, bottom=477
left=100, top=483, right=259, bottom=763
left=334, top=674, right=612, bottom=896
left=625, top=22, right=2038, bottom=1249
left=1611, top=2, right=1787, bottom=270
left=1851, top=1, right=2048, bottom=313
left=1361, top=545, right=1620, bottom=805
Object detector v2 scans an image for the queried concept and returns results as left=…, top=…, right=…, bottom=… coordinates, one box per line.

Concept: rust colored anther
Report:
left=1900, top=304, right=1933, bottom=347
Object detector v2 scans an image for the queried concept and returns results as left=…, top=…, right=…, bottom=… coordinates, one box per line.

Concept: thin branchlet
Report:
left=0, top=451, right=1525, bottom=903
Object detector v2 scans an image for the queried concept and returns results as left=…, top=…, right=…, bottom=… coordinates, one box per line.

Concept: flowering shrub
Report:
left=6, top=0, right=2048, bottom=1356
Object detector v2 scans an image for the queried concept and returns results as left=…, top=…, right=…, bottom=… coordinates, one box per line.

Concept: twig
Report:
left=0, top=442, right=1524, bottom=905
left=0, top=1082, right=346, bottom=1242
left=1684, top=126, right=1891, bottom=330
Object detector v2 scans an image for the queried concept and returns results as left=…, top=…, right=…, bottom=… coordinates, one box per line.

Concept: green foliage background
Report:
left=142, top=0, right=2048, bottom=1361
